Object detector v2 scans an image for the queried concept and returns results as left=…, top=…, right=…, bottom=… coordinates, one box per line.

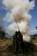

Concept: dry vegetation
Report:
left=0, top=38, right=13, bottom=51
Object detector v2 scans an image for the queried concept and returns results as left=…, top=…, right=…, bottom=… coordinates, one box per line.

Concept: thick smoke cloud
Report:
left=2, top=0, right=35, bottom=42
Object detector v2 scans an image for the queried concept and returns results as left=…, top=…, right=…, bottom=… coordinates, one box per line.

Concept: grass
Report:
left=0, top=36, right=37, bottom=51
left=0, top=38, right=13, bottom=51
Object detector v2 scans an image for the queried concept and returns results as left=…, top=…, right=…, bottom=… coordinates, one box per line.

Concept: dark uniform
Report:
left=13, top=31, right=23, bottom=54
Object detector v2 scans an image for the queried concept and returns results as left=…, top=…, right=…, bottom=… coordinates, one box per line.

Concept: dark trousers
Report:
left=13, top=31, right=23, bottom=54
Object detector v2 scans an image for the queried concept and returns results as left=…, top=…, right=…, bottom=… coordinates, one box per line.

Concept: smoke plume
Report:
left=2, top=0, right=35, bottom=42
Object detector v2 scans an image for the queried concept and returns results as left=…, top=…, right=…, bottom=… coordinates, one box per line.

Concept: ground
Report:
left=0, top=37, right=37, bottom=56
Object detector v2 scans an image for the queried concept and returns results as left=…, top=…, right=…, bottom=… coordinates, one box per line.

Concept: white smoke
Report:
left=2, top=0, right=35, bottom=42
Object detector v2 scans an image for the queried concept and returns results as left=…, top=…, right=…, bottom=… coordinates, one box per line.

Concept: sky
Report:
left=0, top=0, right=37, bottom=34
left=30, top=0, right=37, bottom=29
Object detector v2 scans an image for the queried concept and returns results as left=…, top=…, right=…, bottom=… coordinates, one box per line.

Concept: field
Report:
left=0, top=35, right=37, bottom=56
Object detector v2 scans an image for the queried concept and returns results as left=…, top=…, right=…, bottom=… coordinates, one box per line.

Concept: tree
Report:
left=0, top=27, right=5, bottom=38
left=36, top=26, right=37, bottom=30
